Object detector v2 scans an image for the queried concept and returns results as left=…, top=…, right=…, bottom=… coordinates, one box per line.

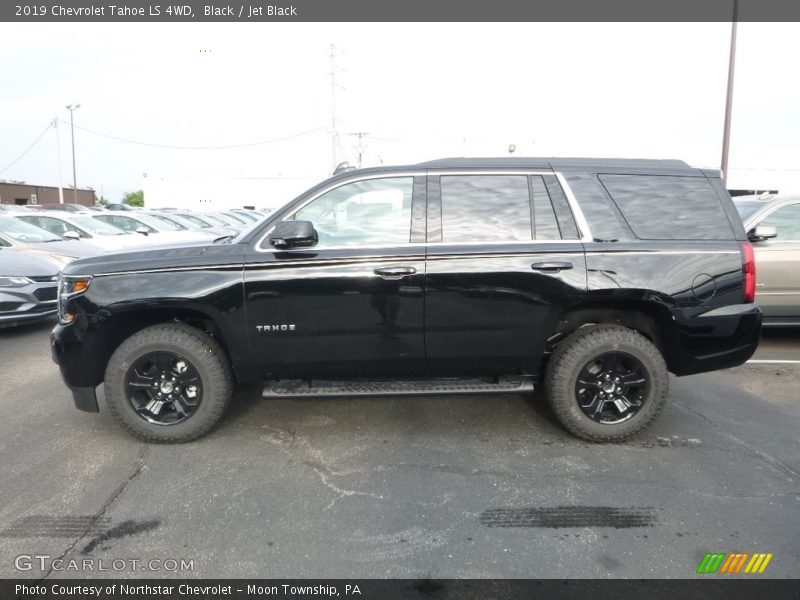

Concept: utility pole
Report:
left=721, top=0, right=738, bottom=186
left=349, top=132, right=369, bottom=168
left=329, top=44, right=338, bottom=174
left=66, top=103, right=80, bottom=203
left=52, top=117, right=65, bottom=205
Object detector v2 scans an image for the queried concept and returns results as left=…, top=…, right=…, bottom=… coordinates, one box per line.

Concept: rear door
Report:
left=424, top=170, right=588, bottom=376
left=750, top=201, right=800, bottom=318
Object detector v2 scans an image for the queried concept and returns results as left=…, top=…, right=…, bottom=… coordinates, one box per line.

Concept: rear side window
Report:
left=599, top=174, right=734, bottom=240
left=440, top=175, right=532, bottom=242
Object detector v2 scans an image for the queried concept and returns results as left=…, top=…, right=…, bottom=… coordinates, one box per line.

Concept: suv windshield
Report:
left=735, top=201, right=767, bottom=221
left=0, top=217, right=63, bottom=242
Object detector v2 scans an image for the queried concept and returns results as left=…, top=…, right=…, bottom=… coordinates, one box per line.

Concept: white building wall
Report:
left=142, top=177, right=321, bottom=212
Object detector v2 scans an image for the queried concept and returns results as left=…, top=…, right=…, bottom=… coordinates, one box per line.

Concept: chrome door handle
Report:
left=374, top=266, right=417, bottom=280
left=531, top=261, right=573, bottom=272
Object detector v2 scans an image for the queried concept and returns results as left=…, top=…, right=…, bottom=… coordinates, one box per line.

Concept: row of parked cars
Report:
left=0, top=205, right=266, bottom=327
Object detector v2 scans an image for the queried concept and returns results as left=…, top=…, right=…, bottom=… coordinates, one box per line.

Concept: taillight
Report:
left=742, top=242, right=756, bottom=303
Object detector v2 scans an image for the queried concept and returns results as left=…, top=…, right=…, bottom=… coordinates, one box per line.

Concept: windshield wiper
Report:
left=213, top=235, right=234, bottom=244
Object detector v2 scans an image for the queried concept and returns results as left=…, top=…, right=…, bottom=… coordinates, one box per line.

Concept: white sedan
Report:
left=92, top=212, right=218, bottom=244
left=14, top=211, right=151, bottom=252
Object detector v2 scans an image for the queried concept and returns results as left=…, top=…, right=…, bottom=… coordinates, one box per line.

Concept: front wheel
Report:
left=544, top=324, right=669, bottom=442
left=104, top=323, right=233, bottom=442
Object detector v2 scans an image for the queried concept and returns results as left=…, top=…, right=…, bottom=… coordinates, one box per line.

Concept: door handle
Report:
left=374, top=266, right=417, bottom=280
left=531, top=261, right=573, bottom=272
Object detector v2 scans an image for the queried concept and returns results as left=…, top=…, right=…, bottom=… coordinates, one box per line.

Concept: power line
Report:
left=59, top=121, right=325, bottom=150
left=0, top=122, right=53, bottom=175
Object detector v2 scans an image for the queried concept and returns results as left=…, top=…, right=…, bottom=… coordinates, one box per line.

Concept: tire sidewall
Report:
left=547, top=326, right=669, bottom=441
left=105, top=327, right=230, bottom=441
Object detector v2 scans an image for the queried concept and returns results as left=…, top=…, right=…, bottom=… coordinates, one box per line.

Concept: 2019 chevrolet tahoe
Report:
left=51, top=158, right=762, bottom=442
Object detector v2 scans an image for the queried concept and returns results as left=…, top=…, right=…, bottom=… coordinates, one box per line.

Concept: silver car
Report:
left=735, top=195, right=800, bottom=326
left=0, top=216, right=103, bottom=260
left=0, top=248, right=63, bottom=327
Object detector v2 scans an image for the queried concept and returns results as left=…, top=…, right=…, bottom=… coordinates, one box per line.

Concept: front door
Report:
left=752, top=201, right=800, bottom=318
left=424, top=171, right=588, bottom=376
left=243, top=174, right=427, bottom=378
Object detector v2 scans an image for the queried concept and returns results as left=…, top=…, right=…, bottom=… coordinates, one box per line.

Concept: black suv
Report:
left=51, top=158, right=761, bottom=442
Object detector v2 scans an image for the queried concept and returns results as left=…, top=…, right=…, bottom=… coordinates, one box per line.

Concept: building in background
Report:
left=0, top=182, right=96, bottom=207
left=143, top=176, right=320, bottom=212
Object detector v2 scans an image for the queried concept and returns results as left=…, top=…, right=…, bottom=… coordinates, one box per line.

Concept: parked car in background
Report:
left=734, top=194, right=800, bottom=326
left=0, top=216, right=103, bottom=259
left=86, top=206, right=106, bottom=212
left=0, top=205, right=19, bottom=212
left=92, top=212, right=218, bottom=244
left=201, top=212, right=246, bottom=231
left=104, top=203, right=138, bottom=211
left=167, top=212, right=241, bottom=235
left=14, top=212, right=149, bottom=252
left=39, top=203, right=92, bottom=213
left=0, top=248, right=64, bottom=327
left=146, top=211, right=239, bottom=238
left=223, top=210, right=257, bottom=223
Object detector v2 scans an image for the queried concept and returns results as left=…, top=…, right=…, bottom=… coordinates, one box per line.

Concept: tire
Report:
left=544, top=324, right=669, bottom=442
left=104, top=323, right=233, bottom=443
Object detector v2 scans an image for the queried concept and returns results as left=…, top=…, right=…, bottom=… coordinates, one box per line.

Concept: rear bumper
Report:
left=669, top=303, right=762, bottom=376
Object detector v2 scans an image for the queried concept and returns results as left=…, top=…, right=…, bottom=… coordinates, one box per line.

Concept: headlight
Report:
left=0, top=276, right=32, bottom=288
left=58, top=275, right=92, bottom=325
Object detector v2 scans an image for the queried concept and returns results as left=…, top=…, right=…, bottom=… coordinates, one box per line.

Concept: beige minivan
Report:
left=735, top=195, right=800, bottom=326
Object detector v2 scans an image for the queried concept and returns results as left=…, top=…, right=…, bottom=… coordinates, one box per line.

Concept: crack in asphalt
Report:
left=259, top=425, right=383, bottom=511
left=673, top=399, right=800, bottom=481
left=39, top=444, right=149, bottom=580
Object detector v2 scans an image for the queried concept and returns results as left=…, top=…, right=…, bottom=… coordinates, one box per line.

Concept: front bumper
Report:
left=670, top=303, right=762, bottom=376
left=0, top=283, right=58, bottom=328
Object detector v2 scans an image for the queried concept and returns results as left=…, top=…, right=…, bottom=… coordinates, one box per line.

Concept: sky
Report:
left=1, top=22, right=799, bottom=204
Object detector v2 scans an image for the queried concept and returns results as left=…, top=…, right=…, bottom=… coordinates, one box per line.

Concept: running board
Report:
left=262, top=376, right=534, bottom=399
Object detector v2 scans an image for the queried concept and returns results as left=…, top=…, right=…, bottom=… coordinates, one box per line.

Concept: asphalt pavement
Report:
left=0, top=318, right=798, bottom=579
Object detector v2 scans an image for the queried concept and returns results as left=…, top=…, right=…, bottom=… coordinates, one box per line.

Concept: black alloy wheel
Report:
left=126, top=351, right=203, bottom=425
left=575, top=351, right=649, bottom=424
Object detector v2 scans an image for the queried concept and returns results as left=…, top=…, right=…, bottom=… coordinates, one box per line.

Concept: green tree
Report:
left=122, top=189, right=144, bottom=207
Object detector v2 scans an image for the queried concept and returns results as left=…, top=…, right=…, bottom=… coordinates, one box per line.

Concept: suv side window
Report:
left=440, top=175, right=532, bottom=242
left=759, top=203, right=800, bottom=240
left=294, top=177, right=414, bottom=247
left=599, top=174, right=734, bottom=240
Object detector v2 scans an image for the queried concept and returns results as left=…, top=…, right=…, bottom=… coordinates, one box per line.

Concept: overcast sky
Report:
left=1, top=22, right=799, bottom=202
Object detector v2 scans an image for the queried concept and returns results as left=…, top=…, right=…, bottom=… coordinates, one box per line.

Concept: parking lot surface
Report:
left=0, top=318, right=798, bottom=579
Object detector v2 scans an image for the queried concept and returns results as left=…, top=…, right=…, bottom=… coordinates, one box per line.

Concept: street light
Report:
left=721, top=0, right=738, bottom=186
left=66, top=103, right=80, bottom=204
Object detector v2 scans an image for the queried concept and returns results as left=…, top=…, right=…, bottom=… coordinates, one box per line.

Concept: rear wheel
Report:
left=104, top=323, right=232, bottom=442
left=544, top=324, right=669, bottom=442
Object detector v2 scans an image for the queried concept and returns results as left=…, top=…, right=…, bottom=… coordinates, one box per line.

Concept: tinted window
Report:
left=294, top=177, right=413, bottom=247
left=759, top=203, right=800, bottom=241
left=563, top=172, right=631, bottom=242
left=599, top=174, right=734, bottom=240
left=440, top=175, right=531, bottom=242
left=530, top=176, right=560, bottom=240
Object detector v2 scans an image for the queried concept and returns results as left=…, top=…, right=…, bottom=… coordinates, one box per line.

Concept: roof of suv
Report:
left=332, top=157, right=702, bottom=179
left=417, top=157, right=691, bottom=169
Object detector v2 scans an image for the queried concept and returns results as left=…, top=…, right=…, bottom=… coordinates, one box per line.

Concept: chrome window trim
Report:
left=254, top=169, right=593, bottom=253
left=585, top=250, right=740, bottom=256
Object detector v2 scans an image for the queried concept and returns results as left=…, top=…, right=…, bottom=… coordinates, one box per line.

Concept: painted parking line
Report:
left=746, top=359, right=800, bottom=364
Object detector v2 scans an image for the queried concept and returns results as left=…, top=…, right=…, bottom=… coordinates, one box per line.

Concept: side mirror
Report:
left=135, top=226, right=150, bottom=236
left=62, top=231, right=81, bottom=240
left=748, top=225, right=777, bottom=242
left=270, top=220, right=318, bottom=250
